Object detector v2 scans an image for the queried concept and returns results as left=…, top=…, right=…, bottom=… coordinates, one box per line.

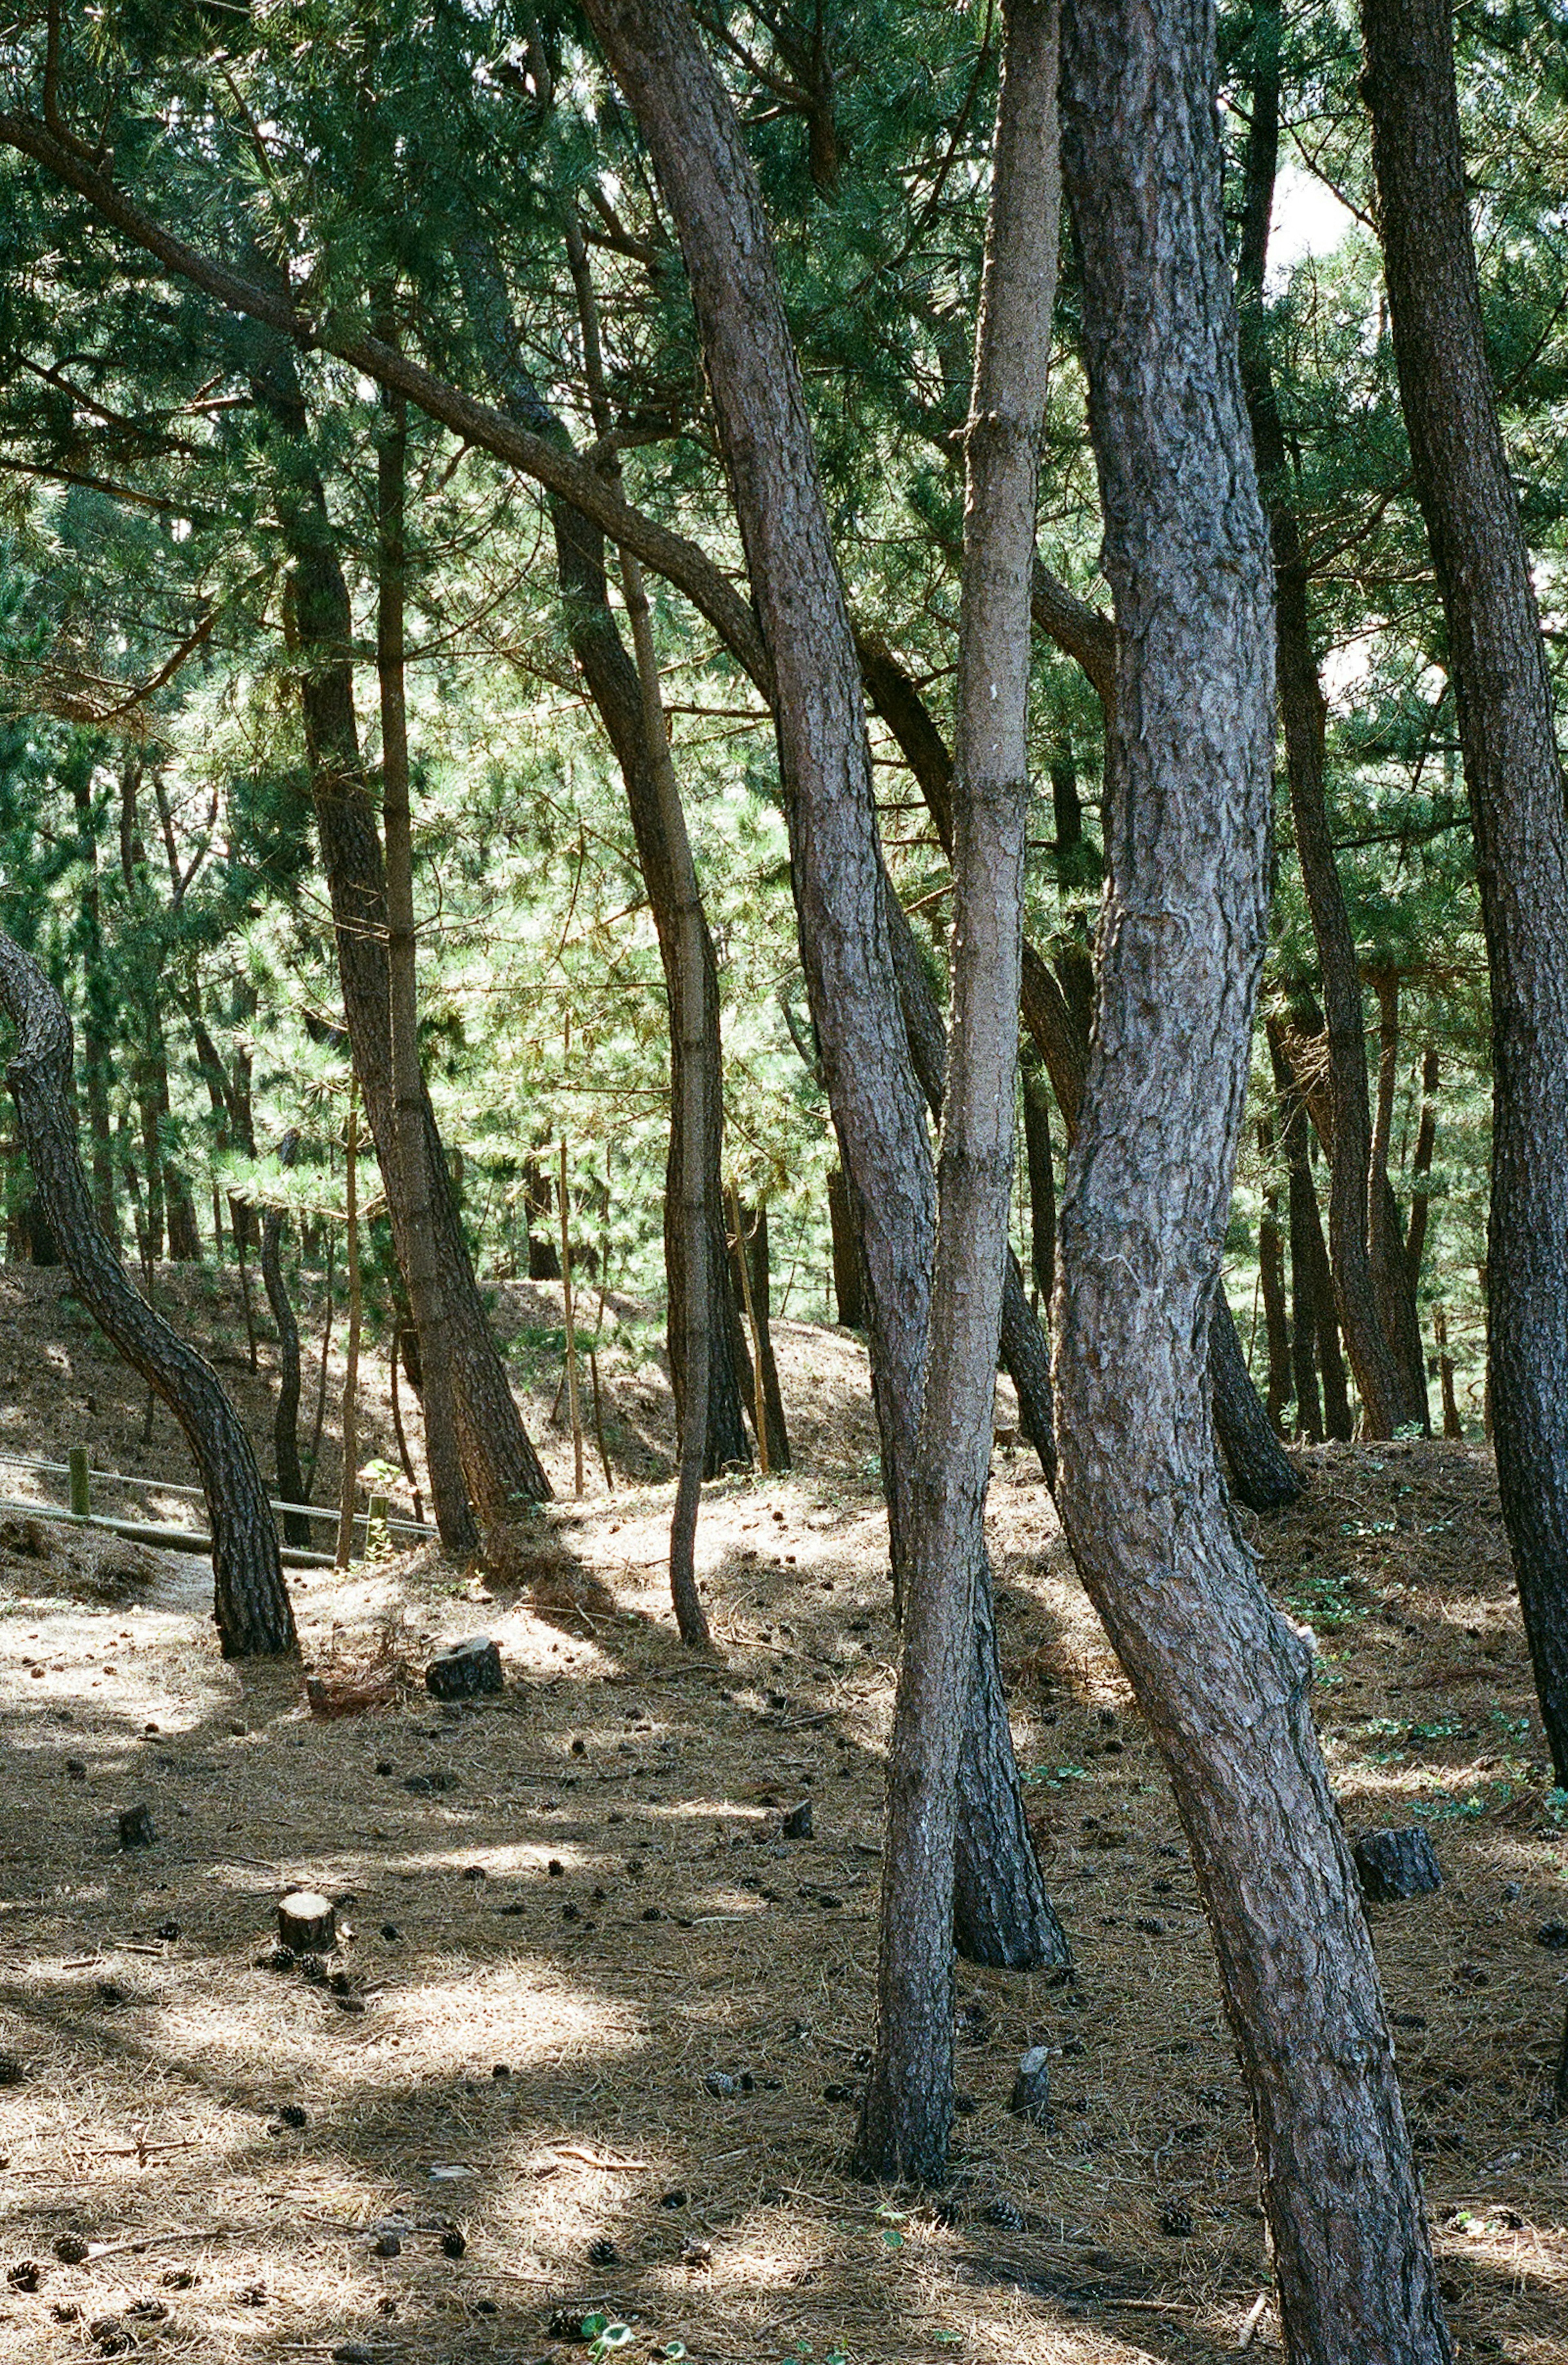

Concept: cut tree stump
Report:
left=1009, top=2045, right=1051, bottom=2125
left=117, top=1805, right=156, bottom=1848
left=425, top=1636, right=504, bottom=1700
left=277, top=1892, right=336, bottom=1953
left=1353, top=1827, right=1443, bottom=1901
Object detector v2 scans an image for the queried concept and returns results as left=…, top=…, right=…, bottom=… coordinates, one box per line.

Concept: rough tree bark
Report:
left=861, top=627, right=1301, bottom=1509
left=0, top=929, right=295, bottom=1658
left=1056, top=4, right=1450, bottom=2356
left=376, top=378, right=479, bottom=1556
left=260, top=1129, right=312, bottom=1550
left=859, top=0, right=1061, bottom=2181
left=1363, top=0, right=1568, bottom=1782
left=1238, top=1, right=1423, bottom=1438
left=245, top=325, right=550, bottom=1525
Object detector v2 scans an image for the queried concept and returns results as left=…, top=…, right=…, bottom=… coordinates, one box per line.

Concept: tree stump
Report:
left=780, top=1799, right=813, bottom=1839
left=425, top=1636, right=503, bottom=1700
left=1009, top=2044, right=1051, bottom=2126
left=117, top=1804, right=156, bottom=1848
left=1353, top=1827, right=1442, bottom=1902
left=277, top=1892, right=336, bottom=1953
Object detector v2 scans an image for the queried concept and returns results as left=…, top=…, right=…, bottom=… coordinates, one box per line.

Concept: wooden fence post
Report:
left=68, top=1446, right=90, bottom=1520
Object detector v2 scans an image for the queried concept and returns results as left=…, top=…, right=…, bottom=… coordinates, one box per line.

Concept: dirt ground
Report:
left=0, top=1264, right=1564, bottom=2364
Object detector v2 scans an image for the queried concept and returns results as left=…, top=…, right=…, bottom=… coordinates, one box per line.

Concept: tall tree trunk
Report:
left=728, top=1199, right=791, bottom=1469
left=260, top=1130, right=312, bottom=1549
left=1269, top=1016, right=1328, bottom=1443
left=376, top=378, right=479, bottom=1556
left=825, top=1166, right=866, bottom=1329
left=859, top=0, right=1061, bottom=2182
left=862, top=626, right=1300, bottom=1509
left=1057, top=7, right=1449, bottom=2358
left=457, top=235, right=751, bottom=1478
left=1257, top=1122, right=1291, bottom=1433
left=583, top=0, right=1065, bottom=1984
left=1406, top=1045, right=1439, bottom=1288
left=1021, top=1047, right=1056, bottom=1304
left=1368, top=968, right=1429, bottom=1426
left=245, top=326, right=550, bottom=1524
left=0, top=930, right=294, bottom=1657
left=1237, top=1, right=1418, bottom=1439
left=66, top=747, right=118, bottom=1244
left=1363, top=0, right=1568, bottom=1781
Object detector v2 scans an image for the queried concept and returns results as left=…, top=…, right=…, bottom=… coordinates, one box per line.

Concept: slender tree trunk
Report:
left=860, top=0, right=1060, bottom=2182
left=246, top=326, right=550, bottom=1523
left=1021, top=1047, right=1056, bottom=1306
left=825, top=1167, right=866, bottom=1329
left=1057, top=8, right=1449, bottom=2357
left=1237, top=2, right=1417, bottom=1439
left=1406, top=1046, right=1440, bottom=1288
left=1368, top=967, right=1429, bottom=1427
left=66, top=753, right=118, bottom=1244
left=260, top=1131, right=312, bottom=1551
left=0, top=930, right=294, bottom=1657
left=583, top=0, right=1065, bottom=1986
left=1270, top=1017, right=1326, bottom=1443
left=376, top=379, right=478, bottom=1555
left=458, top=235, right=750, bottom=1477
left=1257, top=1122, right=1291, bottom=1433
left=620, top=552, right=713, bottom=1640
left=335, top=1094, right=362, bottom=1571
left=305, top=1226, right=334, bottom=1493
left=1434, top=1306, right=1462, bottom=1439
left=1363, top=0, right=1568, bottom=1782
left=728, top=1200, right=791, bottom=1469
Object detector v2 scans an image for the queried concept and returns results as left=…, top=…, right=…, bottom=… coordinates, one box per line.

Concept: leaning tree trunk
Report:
left=246, top=322, right=550, bottom=1526
left=1237, top=3, right=1421, bottom=1439
left=1363, top=0, right=1568, bottom=1784
left=260, top=1130, right=312, bottom=1551
left=0, top=930, right=295, bottom=1658
left=457, top=234, right=752, bottom=1479
left=581, top=0, right=1067, bottom=1985
left=1056, top=5, right=1450, bottom=2359
left=376, top=378, right=479, bottom=1556
left=859, top=0, right=1062, bottom=2182
left=862, top=625, right=1300, bottom=1510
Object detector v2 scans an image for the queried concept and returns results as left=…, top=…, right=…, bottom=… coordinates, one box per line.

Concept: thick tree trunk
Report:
left=860, top=0, right=1062, bottom=2182
left=246, top=328, right=550, bottom=1525
left=1363, top=0, right=1568, bottom=1783
left=458, top=238, right=751, bottom=1479
left=376, top=381, right=479, bottom=1556
left=260, top=1131, right=312, bottom=1550
left=0, top=930, right=295, bottom=1658
left=1057, top=7, right=1449, bottom=2358
left=863, top=623, right=1299, bottom=1510
left=1237, top=4, right=1418, bottom=1440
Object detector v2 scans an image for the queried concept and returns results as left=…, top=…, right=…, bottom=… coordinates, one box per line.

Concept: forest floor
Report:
left=0, top=1262, right=1564, bottom=2364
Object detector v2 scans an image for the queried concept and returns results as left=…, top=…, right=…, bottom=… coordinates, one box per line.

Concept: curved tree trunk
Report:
left=863, top=623, right=1301, bottom=1510
left=1363, top=0, right=1568, bottom=1783
left=581, top=0, right=1066, bottom=2006
left=859, top=0, right=1062, bottom=2181
left=260, top=1131, right=312, bottom=1551
left=458, top=237, right=752, bottom=1479
left=0, top=930, right=295, bottom=1659
left=1056, top=7, right=1448, bottom=2357
left=245, top=323, right=550, bottom=1526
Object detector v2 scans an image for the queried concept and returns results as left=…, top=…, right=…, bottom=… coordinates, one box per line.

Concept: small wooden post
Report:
left=559, top=1137, right=584, bottom=1498
left=68, top=1446, right=90, bottom=1520
left=365, top=1490, right=390, bottom=1557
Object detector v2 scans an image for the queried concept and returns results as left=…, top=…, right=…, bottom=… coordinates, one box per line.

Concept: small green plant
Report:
left=1023, top=1762, right=1089, bottom=1788
left=582, top=2318, right=633, bottom=2359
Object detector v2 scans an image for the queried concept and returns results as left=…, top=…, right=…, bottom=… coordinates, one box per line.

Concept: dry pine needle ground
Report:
left=0, top=1269, right=1563, bottom=2363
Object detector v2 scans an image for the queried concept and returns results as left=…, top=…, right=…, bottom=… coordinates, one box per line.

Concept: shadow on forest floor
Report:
left=0, top=1266, right=1563, bottom=2361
